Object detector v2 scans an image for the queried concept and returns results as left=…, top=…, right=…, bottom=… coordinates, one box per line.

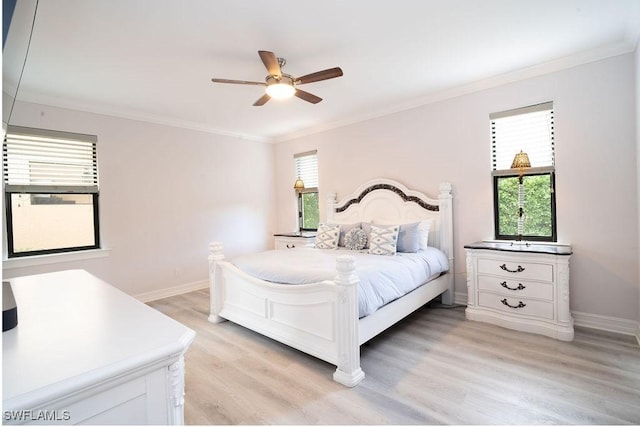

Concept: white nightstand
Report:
left=273, top=232, right=316, bottom=250
left=464, top=241, right=573, bottom=341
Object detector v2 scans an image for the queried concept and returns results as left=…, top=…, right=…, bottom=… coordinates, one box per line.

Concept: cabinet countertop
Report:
left=3, top=269, right=196, bottom=412
left=464, top=241, right=572, bottom=256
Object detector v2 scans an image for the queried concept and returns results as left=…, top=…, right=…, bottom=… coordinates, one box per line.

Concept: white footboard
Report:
left=208, top=243, right=364, bottom=387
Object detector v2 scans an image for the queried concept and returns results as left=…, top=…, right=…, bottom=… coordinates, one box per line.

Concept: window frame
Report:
left=297, top=189, right=319, bottom=232
left=3, top=125, right=101, bottom=258
left=490, top=102, right=556, bottom=242
left=5, top=191, right=101, bottom=257
left=492, top=167, right=557, bottom=242
left=294, top=150, right=319, bottom=232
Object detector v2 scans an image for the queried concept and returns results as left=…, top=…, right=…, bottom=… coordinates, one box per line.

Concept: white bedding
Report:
left=230, top=247, right=449, bottom=318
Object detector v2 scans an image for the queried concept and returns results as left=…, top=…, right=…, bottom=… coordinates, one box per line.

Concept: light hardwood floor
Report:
left=148, top=289, right=640, bottom=425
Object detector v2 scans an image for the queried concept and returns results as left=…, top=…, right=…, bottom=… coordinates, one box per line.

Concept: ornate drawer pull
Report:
left=500, top=263, right=525, bottom=273
left=286, top=244, right=296, bottom=249
left=501, top=299, right=526, bottom=309
left=500, top=281, right=526, bottom=291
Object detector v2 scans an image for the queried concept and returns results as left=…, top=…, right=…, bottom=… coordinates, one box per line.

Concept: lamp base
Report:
left=3, top=281, right=18, bottom=332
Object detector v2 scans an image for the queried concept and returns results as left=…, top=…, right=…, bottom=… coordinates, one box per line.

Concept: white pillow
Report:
left=315, top=224, right=340, bottom=249
left=368, top=225, right=400, bottom=256
left=419, top=220, right=432, bottom=249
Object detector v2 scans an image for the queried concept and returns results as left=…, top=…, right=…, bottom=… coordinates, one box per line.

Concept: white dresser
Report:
left=465, top=241, right=573, bottom=341
left=273, top=232, right=316, bottom=250
left=2, top=270, right=195, bottom=425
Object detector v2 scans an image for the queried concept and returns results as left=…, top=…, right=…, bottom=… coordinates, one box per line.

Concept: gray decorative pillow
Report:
left=343, top=228, right=367, bottom=250
left=315, top=223, right=340, bottom=249
left=361, top=222, right=372, bottom=248
left=329, top=222, right=361, bottom=247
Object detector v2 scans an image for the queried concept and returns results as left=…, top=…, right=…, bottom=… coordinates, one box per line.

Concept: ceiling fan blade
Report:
left=258, top=50, right=281, bottom=78
left=296, top=67, right=343, bottom=85
left=253, top=93, right=271, bottom=106
left=211, top=78, right=265, bottom=86
left=294, top=89, right=322, bottom=104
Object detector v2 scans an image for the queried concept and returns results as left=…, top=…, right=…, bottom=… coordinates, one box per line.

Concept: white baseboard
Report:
left=135, top=279, right=208, bottom=303
left=454, top=291, right=467, bottom=306
left=572, top=310, right=640, bottom=338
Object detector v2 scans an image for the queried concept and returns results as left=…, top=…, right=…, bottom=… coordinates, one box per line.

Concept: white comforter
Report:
left=230, top=247, right=449, bottom=318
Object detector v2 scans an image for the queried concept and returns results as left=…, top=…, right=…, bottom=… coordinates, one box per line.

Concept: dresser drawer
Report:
left=477, top=258, right=553, bottom=282
left=477, top=275, right=553, bottom=300
left=478, top=291, right=554, bottom=320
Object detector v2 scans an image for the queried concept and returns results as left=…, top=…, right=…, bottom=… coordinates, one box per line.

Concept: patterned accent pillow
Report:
left=315, top=224, right=340, bottom=249
left=368, top=225, right=400, bottom=255
left=344, top=228, right=368, bottom=251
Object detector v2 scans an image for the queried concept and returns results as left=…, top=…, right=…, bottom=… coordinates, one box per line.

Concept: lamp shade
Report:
left=266, top=83, right=295, bottom=99
left=266, top=75, right=296, bottom=99
left=511, top=150, right=531, bottom=169
left=293, top=178, right=305, bottom=190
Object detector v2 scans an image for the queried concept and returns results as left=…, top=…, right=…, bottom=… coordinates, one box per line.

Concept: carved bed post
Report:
left=326, top=192, right=337, bottom=223
left=438, top=182, right=454, bottom=305
left=333, top=255, right=366, bottom=387
left=208, top=242, right=227, bottom=323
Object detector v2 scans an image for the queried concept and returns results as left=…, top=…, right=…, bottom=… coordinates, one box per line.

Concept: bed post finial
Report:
left=335, top=255, right=357, bottom=282
left=439, top=182, right=452, bottom=199
left=208, top=242, right=226, bottom=323
left=209, top=242, right=224, bottom=259
left=333, top=255, right=365, bottom=387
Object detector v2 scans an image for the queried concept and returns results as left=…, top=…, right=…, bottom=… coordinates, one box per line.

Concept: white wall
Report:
left=275, top=53, right=639, bottom=325
left=3, top=101, right=276, bottom=299
left=636, top=43, right=640, bottom=341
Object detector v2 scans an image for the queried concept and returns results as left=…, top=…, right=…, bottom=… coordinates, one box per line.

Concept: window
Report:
left=490, top=102, right=556, bottom=241
left=294, top=150, right=319, bottom=231
left=3, top=126, right=100, bottom=257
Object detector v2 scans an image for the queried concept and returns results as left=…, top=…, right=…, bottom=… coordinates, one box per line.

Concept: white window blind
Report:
left=3, top=125, right=98, bottom=193
left=490, top=102, right=554, bottom=171
left=294, top=150, right=318, bottom=189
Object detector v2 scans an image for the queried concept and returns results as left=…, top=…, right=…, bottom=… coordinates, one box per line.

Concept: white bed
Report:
left=208, top=178, right=454, bottom=387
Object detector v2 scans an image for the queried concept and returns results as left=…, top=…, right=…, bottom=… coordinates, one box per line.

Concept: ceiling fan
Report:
left=211, top=50, right=343, bottom=106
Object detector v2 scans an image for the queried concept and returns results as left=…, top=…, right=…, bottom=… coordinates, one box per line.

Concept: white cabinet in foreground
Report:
left=2, top=270, right=195, bottom=425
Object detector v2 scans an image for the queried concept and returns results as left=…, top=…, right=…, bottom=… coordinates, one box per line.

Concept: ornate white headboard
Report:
left=326, top=178, right=453, bottom=262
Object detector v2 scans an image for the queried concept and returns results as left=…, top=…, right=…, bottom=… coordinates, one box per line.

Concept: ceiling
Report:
left=5, top=0, right=640, bottom=143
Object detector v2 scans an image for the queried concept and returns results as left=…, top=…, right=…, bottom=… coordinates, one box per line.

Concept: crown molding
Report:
left=14, top=91, right=273, bottom=143
left=15, top=41, right=635, bottom=145
left=273, top=41, right=636, bottom=143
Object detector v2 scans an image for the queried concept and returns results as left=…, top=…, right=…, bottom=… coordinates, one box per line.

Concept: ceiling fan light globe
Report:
left=266, top=83, right=295, bottom=99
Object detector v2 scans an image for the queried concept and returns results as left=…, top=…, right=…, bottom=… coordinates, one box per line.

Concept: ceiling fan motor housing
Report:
left=266, top=74, right=294, bottom=86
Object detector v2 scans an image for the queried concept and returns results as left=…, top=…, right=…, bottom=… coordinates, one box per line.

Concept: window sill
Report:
left=2, top=248, right=111, bottom=271
left=483, top=239, right=571, bottom=248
